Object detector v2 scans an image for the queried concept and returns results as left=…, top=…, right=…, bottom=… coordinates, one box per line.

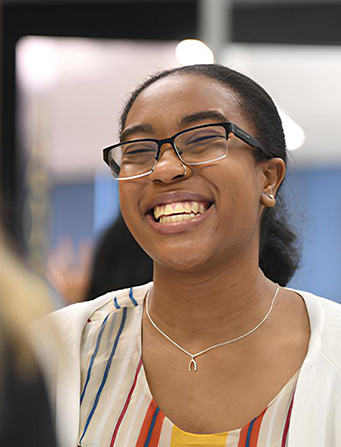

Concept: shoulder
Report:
left=314, top=295, right=341, bottom=370
left=32, top=282, right=151, bottom=358
left=298, top=289, right=341, bottom=335
left=51, top=282, right=151, bottom=329
left=292, top=289, right=341, bottom=372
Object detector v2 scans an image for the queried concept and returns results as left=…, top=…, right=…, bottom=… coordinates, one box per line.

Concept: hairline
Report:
left=120, top=70, right=257, bottom=135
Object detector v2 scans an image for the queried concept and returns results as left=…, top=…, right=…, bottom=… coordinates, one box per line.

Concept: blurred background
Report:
left=1, top=0, right=341, bottom=304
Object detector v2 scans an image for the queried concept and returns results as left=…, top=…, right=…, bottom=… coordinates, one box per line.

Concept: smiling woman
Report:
left=47, top=65, right=341, bottom=447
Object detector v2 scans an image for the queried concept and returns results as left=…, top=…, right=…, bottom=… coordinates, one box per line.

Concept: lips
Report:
left=143, top=191, right=214, bottom=232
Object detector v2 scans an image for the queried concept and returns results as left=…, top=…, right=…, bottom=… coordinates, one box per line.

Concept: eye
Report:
left=124, top=147, right=155, bottom=155
left=183, top=129, right=226, bottom=146
left=187, top=134, right=221, bottom=145
left=122, top=142, right=156, bottom=157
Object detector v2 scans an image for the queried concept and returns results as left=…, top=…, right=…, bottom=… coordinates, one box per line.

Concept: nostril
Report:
left=172, top=163, right=187, bottom=180
left=173, top=172, right=186, bottom=180
left=149, top=154, right=189, bottom=183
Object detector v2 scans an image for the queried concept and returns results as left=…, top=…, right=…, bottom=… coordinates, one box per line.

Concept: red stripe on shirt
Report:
left=136, top=400, right=159, bottom=447
left=238, top=423, right=250, bottom=447
left=249, top=408, right=267, bottom=447
left=281, top=390, right=295, bottom=447
left=110, top=357, right=143, bottom=446
left=145, top=406, right=165, bottom=447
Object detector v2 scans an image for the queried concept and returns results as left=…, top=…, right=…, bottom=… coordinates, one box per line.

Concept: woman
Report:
left=49, top=64, right=341, bottom=447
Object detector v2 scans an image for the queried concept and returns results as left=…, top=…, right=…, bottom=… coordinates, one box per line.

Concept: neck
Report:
left=149, top=259, right=277, bottom=349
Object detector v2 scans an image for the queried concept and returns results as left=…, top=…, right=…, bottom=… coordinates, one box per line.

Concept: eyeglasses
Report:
left=103, top=121, right=269, bottom=181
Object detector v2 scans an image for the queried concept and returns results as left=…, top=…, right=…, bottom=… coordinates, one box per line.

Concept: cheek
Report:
left=119, top=183, right=140, bottom=230
left=215, top=160, right=261, bottom=223
left=235, top=172, right=264, bottom=233
left=119, top=182, right=153, bottom=251
left=118, top=183, right=128, bottom=217
left=119, top=183, right=159, bottom=261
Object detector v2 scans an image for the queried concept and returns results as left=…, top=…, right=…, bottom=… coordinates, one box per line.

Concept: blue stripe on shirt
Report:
left=129, top=288, right=138, bottom=306
left=144, top=407, right=160, bottom=447
left=79, top=308, right=128, bottom=444
left=80, top=313, right=110, bottom=405
left=245, top=417, right=256, bottom=447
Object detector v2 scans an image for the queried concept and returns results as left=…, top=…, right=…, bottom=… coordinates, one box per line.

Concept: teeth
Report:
left=153, top=201, right=208, bottom=221
left=159, top=216, right=171, bottom=224
left=165, top=204, right=173, bottom=216
left=159, top=213, right=198, bottom=224
left=174, top=203, right=183, bottom=213
left=154, top=205, right=165, bottom=219
left=192, top=202, right=199, bottom=214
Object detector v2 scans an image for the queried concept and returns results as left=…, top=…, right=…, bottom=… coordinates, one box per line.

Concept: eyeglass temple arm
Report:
left=230, top=123, right=268, bottom=155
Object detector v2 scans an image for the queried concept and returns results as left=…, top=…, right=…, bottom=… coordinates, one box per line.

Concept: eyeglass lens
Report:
left=109, top=125, right=228, bottom=178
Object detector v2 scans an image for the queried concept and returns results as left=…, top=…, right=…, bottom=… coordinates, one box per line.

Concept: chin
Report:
left=154, top=247, right=213, bottom=274
left=131, top=228, right=218, bottom=273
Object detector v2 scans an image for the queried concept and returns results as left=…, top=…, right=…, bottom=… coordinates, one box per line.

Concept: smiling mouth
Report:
left=150, top=201, right=212, bottom=223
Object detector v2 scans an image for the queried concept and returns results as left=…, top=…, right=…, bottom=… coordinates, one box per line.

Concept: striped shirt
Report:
left=78, top=287, right=298, bottom=447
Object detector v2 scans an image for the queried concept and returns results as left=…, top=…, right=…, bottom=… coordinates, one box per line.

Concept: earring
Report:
left=262, top=191, right=275, bottom=200
left=261, top=191, right=276, bottom=208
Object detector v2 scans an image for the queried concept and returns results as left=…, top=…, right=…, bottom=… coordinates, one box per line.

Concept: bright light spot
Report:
left=16, top=37, right=58, bottom=92
left=278, top=108, right=305, bottom=150
left=176, top=39, right=214, bottom=66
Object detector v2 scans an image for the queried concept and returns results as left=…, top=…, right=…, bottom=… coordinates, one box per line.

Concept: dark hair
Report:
left=119, top=64, right=301, bottom=286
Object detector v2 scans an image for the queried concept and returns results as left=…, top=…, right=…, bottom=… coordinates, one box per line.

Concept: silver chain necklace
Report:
left=145, top=284, right=280, bottom=372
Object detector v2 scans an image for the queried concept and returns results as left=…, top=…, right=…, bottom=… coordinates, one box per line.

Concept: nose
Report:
left=148, top=143, right=190, bottom=183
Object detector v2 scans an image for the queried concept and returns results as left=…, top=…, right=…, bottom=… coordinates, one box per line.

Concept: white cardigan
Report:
left=34, top=283, right=341, bottom=447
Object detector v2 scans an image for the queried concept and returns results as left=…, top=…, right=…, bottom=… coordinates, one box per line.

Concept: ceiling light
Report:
left=16, top=37, right=59, bottom=92
left=176, top=39, right=214, bottom=66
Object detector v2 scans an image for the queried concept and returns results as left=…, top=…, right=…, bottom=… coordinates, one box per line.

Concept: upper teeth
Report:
left=153, top=202, right=206, bottom=220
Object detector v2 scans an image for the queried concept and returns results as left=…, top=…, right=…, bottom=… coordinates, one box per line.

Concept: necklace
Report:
left=145, top=284, right=280, bottom=372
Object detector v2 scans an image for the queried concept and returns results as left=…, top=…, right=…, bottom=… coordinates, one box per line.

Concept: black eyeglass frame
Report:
left=103, top=121, right=270, bottom=180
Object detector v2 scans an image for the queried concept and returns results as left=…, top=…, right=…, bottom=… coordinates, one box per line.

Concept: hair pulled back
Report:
left=120, top=64, right=301, bottom=286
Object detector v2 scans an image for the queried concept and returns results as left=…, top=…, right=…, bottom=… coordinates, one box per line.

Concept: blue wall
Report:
left=50, top=181, right=95, bottom=250
left=50, top=173, right=120, bottom=249
left=286, top=168, right=341, bottom=302
left=50, top=167, right=341, bottom=303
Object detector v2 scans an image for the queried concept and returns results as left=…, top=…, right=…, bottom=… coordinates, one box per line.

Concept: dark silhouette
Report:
left=85, top=213, right=153, bottom=300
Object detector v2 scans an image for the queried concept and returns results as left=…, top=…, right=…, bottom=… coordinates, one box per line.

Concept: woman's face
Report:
left=119, top=74, right=271, bottom=273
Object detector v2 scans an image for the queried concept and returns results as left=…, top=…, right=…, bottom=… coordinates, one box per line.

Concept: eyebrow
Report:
left=120, top=123, right=154, bottom=142
left=120, top=110, right=228, bottom=141
left=180, top=110, right=228, bottom=127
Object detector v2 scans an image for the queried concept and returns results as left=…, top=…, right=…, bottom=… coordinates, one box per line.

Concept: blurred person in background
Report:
left=0, top=226, right=57, bottom=447
left=47, top=65, right=340, bottom=447
left=85, top=213, right=153, bottom=300
left=46, top=236, right=93, bottom=305
left=46, top=213, right=153, bottom=304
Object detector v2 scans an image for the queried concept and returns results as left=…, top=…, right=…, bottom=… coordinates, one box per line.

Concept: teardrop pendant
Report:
left=188, top=357, right=198, bottom=372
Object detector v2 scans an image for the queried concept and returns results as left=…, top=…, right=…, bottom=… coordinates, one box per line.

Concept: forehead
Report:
left=124, top=74, right=245, bottom=132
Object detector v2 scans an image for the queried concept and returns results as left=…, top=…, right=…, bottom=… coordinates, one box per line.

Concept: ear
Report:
left=260, top=157, right=286, bottom=208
